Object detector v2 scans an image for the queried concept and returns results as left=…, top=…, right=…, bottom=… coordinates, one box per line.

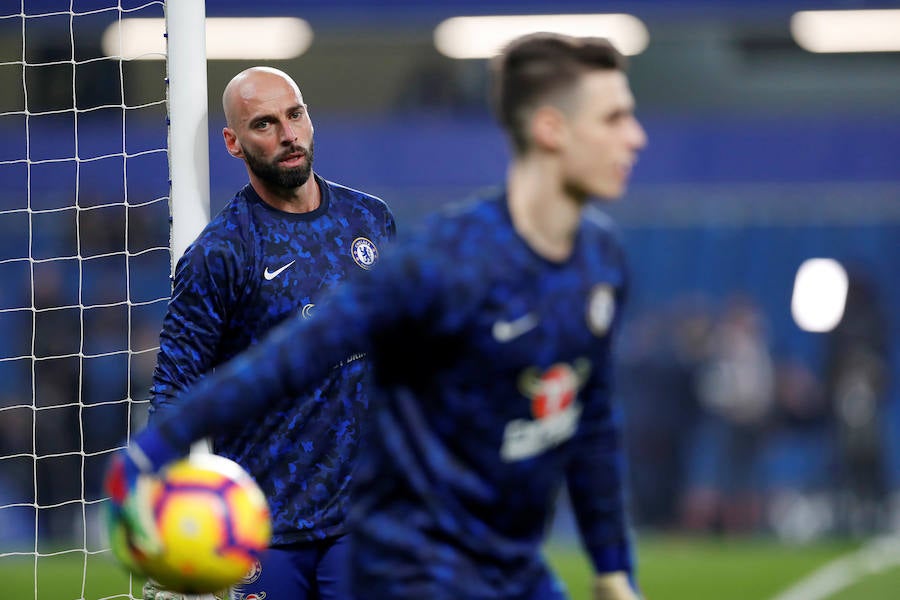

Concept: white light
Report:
left=791, top=10, right=900, bottom=53
left=434, top=14, right=649, bottom=59
left=791, top=258, right=849, bottom=333
left=102, top=18, right=313, bottom=60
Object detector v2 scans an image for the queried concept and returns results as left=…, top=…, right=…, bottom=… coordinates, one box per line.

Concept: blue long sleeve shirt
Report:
left=148, top=174, right=395, bottom=544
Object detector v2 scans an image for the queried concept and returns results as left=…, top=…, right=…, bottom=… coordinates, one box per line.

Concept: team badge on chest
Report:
left=351, top=236, right=378, bottom=269
left=586, top=283, right=616, bottom=336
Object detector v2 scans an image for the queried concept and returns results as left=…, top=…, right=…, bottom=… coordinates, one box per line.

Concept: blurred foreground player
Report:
left=111, top=33, right=647, bottom=599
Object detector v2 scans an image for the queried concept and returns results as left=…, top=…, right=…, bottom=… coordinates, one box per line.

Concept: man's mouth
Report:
left=279, top=151, right=306, bottom=166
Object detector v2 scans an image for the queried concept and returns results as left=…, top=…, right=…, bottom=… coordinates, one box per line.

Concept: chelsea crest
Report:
left=351, top=236, right=378, bottom=269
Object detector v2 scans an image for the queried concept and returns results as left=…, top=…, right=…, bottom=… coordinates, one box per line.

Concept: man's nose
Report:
left=632, top=119, right=648, bottom=150
left=281, top=120, right=298, bottom=143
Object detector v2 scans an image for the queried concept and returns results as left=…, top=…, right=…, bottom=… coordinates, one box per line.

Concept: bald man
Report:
left=143, top=67, right=396, bottom=600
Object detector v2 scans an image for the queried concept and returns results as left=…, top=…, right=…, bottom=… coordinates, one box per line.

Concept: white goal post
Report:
left=167, top=0, right=211, bottom=266
left=166, top=0, right=214, bottom=458
left=0, top=1, right=209, bottom=598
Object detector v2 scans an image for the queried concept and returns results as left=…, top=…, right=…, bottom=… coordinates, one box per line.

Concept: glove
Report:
left=106, top=429, right=183, bottom=565
left=594, top=571, right=642, bottom=600
left=105, top=447, right=164, bottom=563
left=142, top=578, right=230, bottom=600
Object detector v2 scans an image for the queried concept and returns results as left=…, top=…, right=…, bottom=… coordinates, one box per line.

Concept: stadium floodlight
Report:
left=434, top=14, right=649, bottom=59
left=791, top=258, right=849, bottom=333
left=791, top=10, right=900, bottom=53
left=102, top=17, right=313, bottom=60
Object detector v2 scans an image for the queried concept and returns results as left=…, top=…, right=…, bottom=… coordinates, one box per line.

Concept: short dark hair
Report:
left=490, top=33, right=626, bottom=154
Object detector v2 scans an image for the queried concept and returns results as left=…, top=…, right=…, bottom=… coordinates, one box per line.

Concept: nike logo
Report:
left=492, top=313, right=539, bottom=343
left=263, top=260, right=295, bottom=280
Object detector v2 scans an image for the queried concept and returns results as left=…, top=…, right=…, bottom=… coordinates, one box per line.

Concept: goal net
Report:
left=0, top=1, right=207, bottom=598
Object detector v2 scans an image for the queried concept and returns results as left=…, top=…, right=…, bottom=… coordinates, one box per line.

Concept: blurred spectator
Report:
left=763, top=358, right=834, bottom=543
left=824, top=267, right=891, bottom=536
left=680, top=294, right=776, bottom=535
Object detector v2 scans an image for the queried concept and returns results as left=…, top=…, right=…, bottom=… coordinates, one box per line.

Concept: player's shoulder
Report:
left=582, top=203, right=619, bottom=234
left=580, top=203, right=629, bottom=279
left=380, top=190, right=506, bottom=304
left=581, top=203, right=625, bottom=247
left=422, top=187, right=506, bottom=238
left=395, top=188, right=510, bottom=283
left=183, top=186, right=256, bottom=257
left=322, top=177, right=392, bottom=216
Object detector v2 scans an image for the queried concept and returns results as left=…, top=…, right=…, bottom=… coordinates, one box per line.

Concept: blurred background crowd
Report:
left=0, top=0, right=898, bottom=552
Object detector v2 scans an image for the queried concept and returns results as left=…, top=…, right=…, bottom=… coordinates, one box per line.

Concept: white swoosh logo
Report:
left=492, top=313, right=538, bottom=343
left=263, top=260, right=295, bottom=280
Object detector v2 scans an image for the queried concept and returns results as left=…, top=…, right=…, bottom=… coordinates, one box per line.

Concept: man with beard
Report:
left=142, top=66, right=395, bottom=600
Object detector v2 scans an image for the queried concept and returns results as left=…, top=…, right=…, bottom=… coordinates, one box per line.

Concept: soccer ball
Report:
left=108, top=453, right=271, bottom=593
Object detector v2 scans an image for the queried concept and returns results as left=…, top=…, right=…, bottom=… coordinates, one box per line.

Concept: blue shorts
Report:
left=348, top=547, right=567, bottom=600
left=231, top=535, right=351, bottom=600
left=344, top=570, right=566, bottom=600
left=230, top=534, right=566, bottom=600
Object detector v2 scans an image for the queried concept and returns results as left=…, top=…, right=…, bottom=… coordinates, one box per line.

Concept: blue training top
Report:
left=148, top=173, right=395, bottom=545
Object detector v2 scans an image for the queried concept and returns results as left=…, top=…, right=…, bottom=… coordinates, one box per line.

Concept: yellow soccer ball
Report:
left=110, top=453, right=271, bottom=593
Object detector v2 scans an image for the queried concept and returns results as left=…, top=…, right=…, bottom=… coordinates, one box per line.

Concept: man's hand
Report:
left=594, top=571, right=641, bottom=600
left=104, top=448, right=164, bottom=566
left=142, top=579, right=230, bottom=600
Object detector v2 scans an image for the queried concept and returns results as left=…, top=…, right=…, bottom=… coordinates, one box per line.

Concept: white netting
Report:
left=0, top=1, right=171, bottom=598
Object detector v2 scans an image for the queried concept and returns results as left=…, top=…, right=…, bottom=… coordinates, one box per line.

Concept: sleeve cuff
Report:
left=589, top=540, right=634, bottom=576
left=131, top=426, right=181, bottom=472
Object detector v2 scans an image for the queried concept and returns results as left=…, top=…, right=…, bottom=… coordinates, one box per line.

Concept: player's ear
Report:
left=222, top=127, right=243, bottom=158
left=529, top=105, right=565, bottom=152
